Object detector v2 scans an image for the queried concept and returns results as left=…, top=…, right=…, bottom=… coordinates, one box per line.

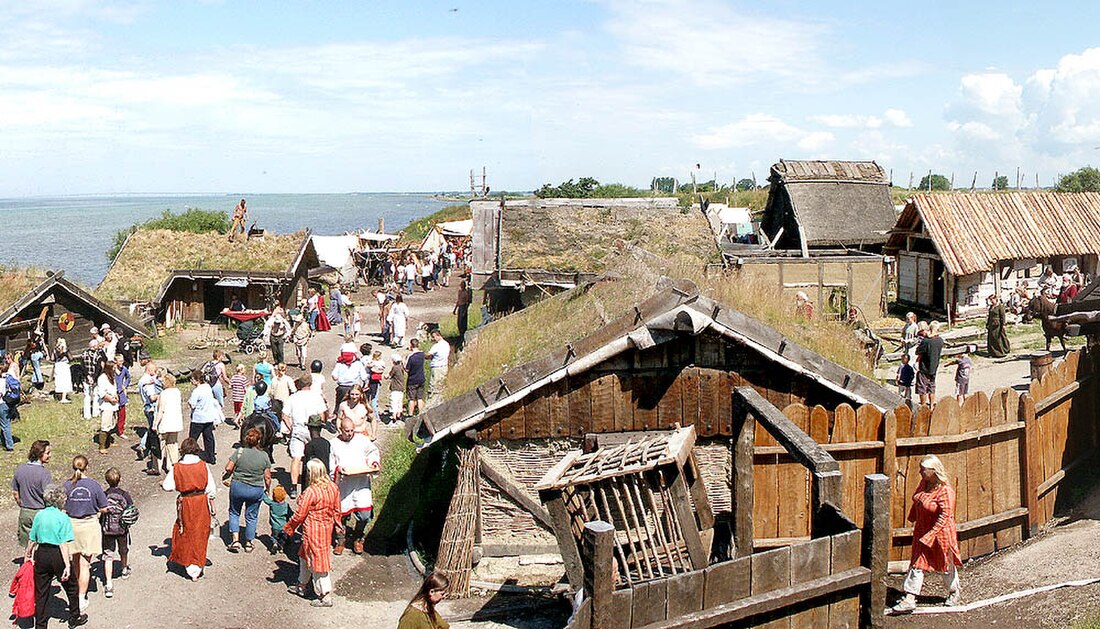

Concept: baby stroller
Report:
left=236, top=319, right=268, bottom=355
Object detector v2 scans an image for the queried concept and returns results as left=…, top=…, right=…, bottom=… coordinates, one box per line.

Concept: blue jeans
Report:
left=308, top=310, right=318, bottom=330
left=228, top=481, right=264, bottom=541
left=212, top=382, right=225, bottom=405
left=0, top=403, right=12, bottom=450
left=29, top=352, right=43, bottom=384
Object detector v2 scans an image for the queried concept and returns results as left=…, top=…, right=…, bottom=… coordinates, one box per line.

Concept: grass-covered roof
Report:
left=0, top=268, right=51, bottom=315
left=97, top=229, right=309, bottom=302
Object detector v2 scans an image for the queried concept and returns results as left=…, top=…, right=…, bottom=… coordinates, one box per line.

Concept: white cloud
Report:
left=883, top=108, right=912, bottom=127
left=810, top=108, right=912, bottom=129
left=693, top=114, right=803, bottom=149
left=798, top=131, right=834, bottom=151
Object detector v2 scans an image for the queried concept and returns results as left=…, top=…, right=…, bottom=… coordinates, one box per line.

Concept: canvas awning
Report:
left=438, top=219, right=473, bottom=237
left=215, top=277, right=249, bottom=288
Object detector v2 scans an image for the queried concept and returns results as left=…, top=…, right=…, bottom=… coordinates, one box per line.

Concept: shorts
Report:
left=915, top=371, right=936, bottom=396
left=406, top=383, right=424, bottom=401
left=102, top=532, right=130, bottom=560
left=955, top=380, right=969, bottom=397
left=288, top=434, right=307, bottom=458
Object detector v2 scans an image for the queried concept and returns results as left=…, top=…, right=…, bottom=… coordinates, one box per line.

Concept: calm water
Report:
left=0, top=193, right=452, bottom=285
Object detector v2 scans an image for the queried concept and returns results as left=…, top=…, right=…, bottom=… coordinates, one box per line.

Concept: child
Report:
left=262, top=483, right=291, bottom=554
left=229, top=363, right=249, bottom=417
left=102, top=467, right=134, bottom=599
left=955, top=354, right=972, bottom=403
left=352, top=308, right=363, bottom=338
left=896, top=354, right=915, bottom=402
left=388, top=353, right=406, bottom=422
left=368, top=349, right=386, bottom=414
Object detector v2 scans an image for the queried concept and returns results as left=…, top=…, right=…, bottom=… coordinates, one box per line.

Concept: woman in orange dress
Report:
left=284, top=458, right=342, bottom=607
left=163, top=437, right=217, bottom=581
left=891, top=454, right=962, bottom=613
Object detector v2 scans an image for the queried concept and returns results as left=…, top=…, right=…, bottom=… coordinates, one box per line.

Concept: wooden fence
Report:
left=752, top=347, right=1099, bottom=563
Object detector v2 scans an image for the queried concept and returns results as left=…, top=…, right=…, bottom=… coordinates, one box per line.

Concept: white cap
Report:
left=340, top=342, right=357, bottom=354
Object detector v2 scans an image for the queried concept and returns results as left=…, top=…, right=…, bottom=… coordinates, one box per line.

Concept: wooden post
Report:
left=584, top=520, right=616, bottom=629
left=541, top=489, right=586, bottom=589
left=861, top=474, right=890, bottom=629
left=812, top=469, right=844, bottom=532
left=666, top=465, right=709, bottom=569
left=732, top=392, right=755, bottom=558
left=1019, top=393, right=1041, bottom=537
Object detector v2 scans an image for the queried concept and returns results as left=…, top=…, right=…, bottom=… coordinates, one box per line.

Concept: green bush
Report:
left=1057, top=166, right=1100, bottom=193
left=402, top=204, right=471, bottom=242
left=535, top=177, right=652, bottom=198
left=107, top=208, right=230, bottom=261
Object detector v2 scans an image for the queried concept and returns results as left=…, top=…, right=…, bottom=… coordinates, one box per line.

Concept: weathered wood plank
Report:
left=751, top=546, right=792, bottom=629
left=779, top=404, right=811, bottom=540
left=828, top=530, right=862, bottom=628
left=666, top=465, right=708, bottom=570
left=584, top=521, right=616, bottom=629
left=540, top=490, right=584, bottom=589
left=498, top=401, right=526, bottom=440
left=666, top=570, right=706, bottom=620
left=698, top=369, right=720, bottom=438
left=616, top=373, right=634, bottom=433
left=590, top=375, right=616, bottom=434
left=633, top=375, right=659, bottom=432
left=861, top=474, right=890, bottom=629
left=682, top=368, right=701, bottom=429
left=733, top=405, right=755, bottom=558
left=525, top=389, right=552, bottom=439
left=657, top=374, right=682, bottom=430
left=964, top=392, right=994, bottom=558
left=550, top=383, right=571, bottom=438
left=992, top=388, right=1023, bottom=549
left=569, top=376, right=594, bottom=438
left=702, top=555, right=751, bottom=608
left=789, top=537, right=831, bottom=629
left=631, top=579, right=668, bottom=628
left=890, top=404, right=912, bottom=562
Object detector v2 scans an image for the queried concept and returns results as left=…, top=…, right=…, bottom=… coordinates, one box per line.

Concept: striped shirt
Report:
left=229, top=374, right=250, bottom=403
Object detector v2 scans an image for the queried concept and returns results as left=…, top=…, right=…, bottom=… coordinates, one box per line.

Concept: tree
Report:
left=1056, top=166, right=1100, bottom=193
left=917, top=173, right=951, bottom=191
left=651, top=177, right=676, bottom=194
left=736, top=178, right=756, bottom=191
left=993, top=175, right=1009, bottom=190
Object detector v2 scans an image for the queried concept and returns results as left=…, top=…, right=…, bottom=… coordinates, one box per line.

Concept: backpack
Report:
left=3, top=374, right=21, bottom=405
left=201, top=360, right=220, bottom=387
left=102, top=492, right=133, bottom=536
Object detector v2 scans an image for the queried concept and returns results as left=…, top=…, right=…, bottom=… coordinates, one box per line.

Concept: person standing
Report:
left=331, top=344, right=367, bottom=413
left=224, top=428, right=272, bottom=554
left=25, top=485, right=84, bottom=628
left=329, top=418, right=381, bottom=555
left=282, top=375, right=328, bottom=499
left=454, top=278, right=472, bottom=343
left=337, top=385, right=375, bottom=441
left=136, top=363, right=163, bottom=475
left=387, top=354, right=406, bottom=422
left=290, top=313, right=312, bottom=369
left=390, top=295, right=410, bottom=348
left=0, top=356, right=17, bottom=452
left=80, top=339, right=101, bottom=421
left=229, top=198, right=247, bottom=243
left=265, top=306, right=290, bottom=366
left=405, top=340, right=426, bottom=418
left=398, top=572, right=451, bottom=629
left=229, top=364, right=250, bottom=418
left=163, top=438, right=217, bottom=582
left=12, top=440, right=52, bottom=548
left=895, top=354, right=915, bottom=403
left=100, top=468, right=133, bottom=599
left=153, top=374, right=183, bottom=471
left=53, top=337, right=73, bottom=404
left=891, top=455, right=962, bottom=613
left=901, top=312, right=919, bottom=359
left=113, top=354, right=131, bottom=440
left=270, top=363, right=297, bottom=409
left=27, top=331, right=48, bottom=393
left=187, top=371, right=221, bottom=465
left=62, top=456, right=107, bottom=615
left=954, top=354, right=972, bottom=403
left=426, top=330, right=450, bottom=401
left=95, top=363, right=119, bottom=455
left=985, top=294, right=1011, bottom=358
left=915, top=322, right=944, bottom=408
left=284, top=459, right=342, bottom=607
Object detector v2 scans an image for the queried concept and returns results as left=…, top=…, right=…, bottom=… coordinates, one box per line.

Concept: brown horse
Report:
left=1028, top=295, right=1067, bottom=352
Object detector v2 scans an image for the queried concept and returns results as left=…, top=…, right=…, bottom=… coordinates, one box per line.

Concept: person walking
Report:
left=53, top=338, right=73, bottom=404
left=290, top=313, right=312, bottom=369
left=270, top=362, right=297, bottom=408
left=284, top=459, right=342, bottom=607
left=405, top=339, right=426, bottom=418
left=454, top=277, right=472, bottom=343
left=12, top=440, right=53, bottom=548
left=426, top=330, right=450, bottom=401
left=891, top=455, right=962, bottom=613
left=0, top=356, right=16, bottom=452
left=163, top=438, right=216, bottom=582
left=331, top=344, right=367, bottom=413
left=265, top=305, right=290, bottom=366
left=25, top=484, right=84, bottom=628
left=985, top=294, right=1011, bottom=358
left=113, top=354, right=131, bottom=440
left=337, top=385, right=376, bottom=440
left=62, top=456, right=107, bottom=615
left=188, top=371, right=221, bottom=465
left=330, top=418, right=381, bottom=555
left=95, top=363, right=119, bottom=455
left=387, top=354, right=405, bottom=422
left=390, top=295, right=410, bottom=348
left=224, top=428, right=272, bottom=554
left=136, top=364, right=164, bottom=476
left=282, top=375, right=327, bottom=499
left=398, top=572, right=451, bottom=629
left=153, top=374, right=183, bottom=471
left=100, top=468, right=133, bottom=600
left=915, top=322, right=944, bottom=408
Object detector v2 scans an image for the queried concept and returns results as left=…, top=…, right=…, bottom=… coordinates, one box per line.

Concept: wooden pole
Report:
left=971, top=171, right=977, bottom=191
left=1020, top=393, right=1041, bottom=537
left=584, top=520, right=616, bottom=629
left=435, top=442, right=480, bottom=597
left=542, top=488, right=586, bottom=589
left=731, top=392, right=755, bottom=558
left=926, top=170, right=932, bottom=192
left=907, top=172, right=913, bottom=192
left=1017, top=166, right=1021, bottom=190
left=860, top=474, right=890, bottom=629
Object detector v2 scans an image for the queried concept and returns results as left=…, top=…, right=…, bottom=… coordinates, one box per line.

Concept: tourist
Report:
left=113, top=354, right=131, bottom=440
left=283, top=459, right=341, bottom=607
left=327, top=285, right=344, bottom=329
left=283, top=374, right=327, bottom=499
left=208, top=349, right=230, bottom=406
left=338, top=385, right=375, bottom=440
left=901, top=312, right=919, bottom=357
left=100, top=468, right=133, bottom=599
left=163, top=437, right=216, bottom=582
left=302, top=416, right=331, bottom=482
left=915, top=322, right=944, bottom=408
left=265, top=305, right=290, bottom=366
left=427, top=330, right=450, bottom=401
left=229, top=198, right=247, bottom=242
left=290, top=312, right=312, bottom=369
left=229, top=364, right=249, bottom=417
left=254, top=356, right=274, bottom=390
left=53, top=337, right=73, bottom=404
left=1039, top=266, right=1060, bottom=295
left=387, top=354, right=406, bottom=422
left=954, top=354, right=972, bottom=403
left=153, top=374, right=183, bottom=471
left=985, top=294, right=1011, bottom=358
left=188, top=371, right=221, bottom=465
left=404, top=257, right=417, bottom=295
left=351, top=307, right=363, bottom=338
left=366, top=349, right=386, bottom=414
left=136, top=363, right=163, bottom=475
left=225, top=428, right=272, bottom=554
left=80, top=337, right=100, bottom=421
left=262, top=484, right=290, bottom=554
left=309, top=359, right=326, bottom=394
left=0, top=356, right=17, bottom=451
left=390, top=294, right=410, bottom=348
left=896, top=354, right=914, bottom=403
left=13, top=440, right=52, bottom=548
left=63, top=455, right=107, bottom=614
left=270, top=362, right=297, bottom=408
left=307, top=288, right=321, bottom=331
left=405, top=339, right=426, bottom=417
left=332, top=343, right=367, bottom=412
left=398, top=572, right=451, bottom=629
left=330, top=417, right=381, bottom=555
left=95, top=362, right=119, bottom=455
left=891, top=455, right=962, bottom=613
left=455, top=277, right=472, bottom=342
left=420, top=257, right=433, bottom=292
left=26, top=484, right=83, bottom=628
left=27, top=331, right=48, bottom=392
left=314, top=289, right=332, bottom=333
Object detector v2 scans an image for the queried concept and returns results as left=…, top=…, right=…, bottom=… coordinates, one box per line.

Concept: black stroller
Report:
left=236, top=319, right=268, bottom=355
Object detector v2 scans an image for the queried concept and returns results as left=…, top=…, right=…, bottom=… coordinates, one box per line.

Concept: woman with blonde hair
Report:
left=62, top=455, right=107, bottom=614
left=53, top=337, right=73, bottom=403
left=337, top=384, right=376, bottom=440
left=270, top=362, right=297, bottom=406
left=284, top=458, right=341, bottom=607
left=891, top=454, right=962, bottom=613
left=153, top=373, right=184, bottom=470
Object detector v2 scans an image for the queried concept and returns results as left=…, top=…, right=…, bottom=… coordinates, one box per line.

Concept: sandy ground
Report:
left=6, top=280, right=567, bottom=629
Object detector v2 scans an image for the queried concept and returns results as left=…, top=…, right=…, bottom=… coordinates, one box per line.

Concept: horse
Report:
left=1027, top=294, right=1068, bottom=352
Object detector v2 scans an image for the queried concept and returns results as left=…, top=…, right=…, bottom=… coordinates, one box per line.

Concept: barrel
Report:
left=1030, top=351, right=1054, bottom=382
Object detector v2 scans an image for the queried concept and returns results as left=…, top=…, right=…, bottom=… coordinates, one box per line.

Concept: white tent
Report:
left=437, top=219, right=472, bottom=237
left=717, top=206, right=753, bottom=239
left=311, top=234, right=360, bottom=284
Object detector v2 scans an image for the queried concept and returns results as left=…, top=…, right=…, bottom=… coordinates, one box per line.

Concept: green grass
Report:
left=1074, top=608, right=1100, bottom=628
left=1, top=400, right=95, bottom=507
left=401, top=204, right=471, bottom=242
left=142, top=332, right=181, bottom=360
left=437, top=291, right=484, bottom=338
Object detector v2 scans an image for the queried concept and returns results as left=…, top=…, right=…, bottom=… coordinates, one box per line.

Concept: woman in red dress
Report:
left=163, top=437, right=217, bottom=581
left=284, top=458, right=342, bottom=606
left=891, top=454, right=962, bottom=613
left=314, top=291, right=332, bottom=333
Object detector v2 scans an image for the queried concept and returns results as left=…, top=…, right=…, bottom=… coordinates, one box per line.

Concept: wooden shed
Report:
left=98, top=229, right=319, bottom=326
left=885, top=192, right=1100, bottom=320
left=0, top=270, right=149, bottom=354
left=760, top=160, right=896, bottom=255
left=415, top=271, right=901, bottom=578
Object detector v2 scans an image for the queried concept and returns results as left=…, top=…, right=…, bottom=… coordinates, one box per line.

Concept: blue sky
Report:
left=4, top=0, right=1100, bottom=195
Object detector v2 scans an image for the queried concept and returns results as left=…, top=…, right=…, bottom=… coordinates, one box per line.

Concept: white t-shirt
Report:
left=283, top=388, right=326, bottom=439
left=428, top=340, right=451, bottom=369
left=404, top=263, right=416, bottom=279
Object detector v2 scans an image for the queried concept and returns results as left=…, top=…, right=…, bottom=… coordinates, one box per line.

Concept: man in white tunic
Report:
left=329, top=417, right=380, bottom=555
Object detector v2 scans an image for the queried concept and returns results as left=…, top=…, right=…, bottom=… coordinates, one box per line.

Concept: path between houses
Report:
left=5, top=281, right=562, bottom=629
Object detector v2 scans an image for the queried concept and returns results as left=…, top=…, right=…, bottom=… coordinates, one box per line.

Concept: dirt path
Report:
left=8, top=281, right=563, bottom=628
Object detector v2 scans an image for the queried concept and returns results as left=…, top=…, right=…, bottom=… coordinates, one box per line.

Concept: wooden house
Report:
left=469, top=197, right=718, bottom=312
left=0, top=270, right=149, bottom=353
left=760, top=160, right=896, bottom=254
left=885, top=192, right=1100, bottom=320
left=97, top=229, right=319, bottom=327
left=415, top=263, right=901, bottom=577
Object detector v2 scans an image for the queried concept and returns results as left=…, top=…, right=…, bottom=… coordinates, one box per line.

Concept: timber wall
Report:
left=731, top=256, right=885, bottom=319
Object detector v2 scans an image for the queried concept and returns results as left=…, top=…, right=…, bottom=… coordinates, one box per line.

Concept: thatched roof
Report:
left=0, top=269, right=51, bottom=316
left=97, top=229, right=312, bottom=302
left=763, top=160, right=895, bottom=248
left=886, top=192, right=1100, bottom=276
left=478, top=198, right=719, bottom=273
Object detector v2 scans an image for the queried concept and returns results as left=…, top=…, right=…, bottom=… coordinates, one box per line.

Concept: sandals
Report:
left=287, top=583, right=307, bottom=598
left=227, top=541, right=241, bottom=553
left=243, top=542, right=254, bottom=553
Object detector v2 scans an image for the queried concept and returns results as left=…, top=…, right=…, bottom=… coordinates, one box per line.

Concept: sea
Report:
left=0, top=193, right=454, bottom=286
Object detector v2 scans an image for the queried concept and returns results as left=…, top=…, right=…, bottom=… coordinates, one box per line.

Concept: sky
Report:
left=5, top=0, right=1100, bottom=195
